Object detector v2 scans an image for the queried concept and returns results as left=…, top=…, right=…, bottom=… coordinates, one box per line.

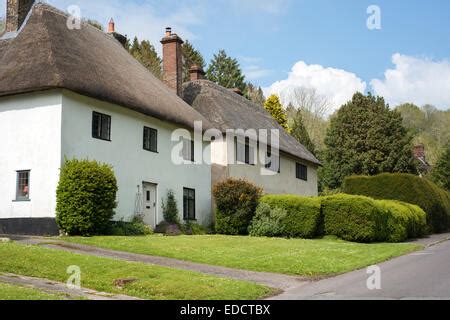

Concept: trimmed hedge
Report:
left=343, top=173, right=449, bottom=233
left=56, top=159, right=118, bottom=236
left=259, top=195, right=322, bottom=238
left=321, top=195, right=389, bottom=242
left=248, top=203, right=288, bottom=237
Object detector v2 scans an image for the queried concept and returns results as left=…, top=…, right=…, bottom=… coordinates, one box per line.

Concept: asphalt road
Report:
left=271, top=239, right=450, bottom=300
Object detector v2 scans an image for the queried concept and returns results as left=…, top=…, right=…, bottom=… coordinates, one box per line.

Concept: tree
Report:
left=245, top=83, right=266, bottom=106
left=182, top=40, right=205, bottom=82
left=291, top=110, right=316, bottom=155
left=206, top=49, right=246, bottom=92
left=264, top=95, right=290, bottom=132
left=321, top=92, right=416, bottom=190
left=0, top=17, right=5, bottom=33
left=431, top=145, right=450, bottom=191
left=162, top=190, right=179, bottom=224
left=128, top=37, right=162, bottom=79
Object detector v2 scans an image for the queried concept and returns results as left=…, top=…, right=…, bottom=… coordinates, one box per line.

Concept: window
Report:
left=16, top=170, right=30, bottom=201
left=296, top=163, right=308, bottom=181
left=265, top=147, right=280, bottom=173
left=235, top=137, right=255, bottom=165
left=143, top=127, right=158, bottom=152
left=183, top=188, right=196, bottom=220
left=182, top=138, right=195, bottom=162
left=92, top=111, right=111, bottom=141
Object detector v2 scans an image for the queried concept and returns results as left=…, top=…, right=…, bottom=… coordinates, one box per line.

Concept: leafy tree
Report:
left=431, top=145, right=450, bottom=191
left=206, top=49, right=246, bottom=92
left=0, top=17, right=5, bottom=33
left=182, top=40, right=205, bottom=82
left=321, top=92, right=416, bottom=190
left=264, top=95, right=290, bottom=132
left=128, top=37, right=162, bottom=79
left=245, top=83, right=266, bottom=106
left=290, top=109, right=316, bottom=155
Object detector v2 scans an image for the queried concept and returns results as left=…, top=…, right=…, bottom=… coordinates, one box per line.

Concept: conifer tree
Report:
left=206, top=50, right=246, bottom=92
left=264, top=95, right=290, bottom=132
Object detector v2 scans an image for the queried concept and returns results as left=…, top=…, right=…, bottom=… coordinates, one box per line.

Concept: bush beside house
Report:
left=213, top=178, right=262, bottom=235
left=56, top=159, right=118, bottom=236
left=343, top=173, right=449, bottom=233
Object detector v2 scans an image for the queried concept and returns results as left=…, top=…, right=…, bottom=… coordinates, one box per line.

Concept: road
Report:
left=270, top=239, right=450, bottom=300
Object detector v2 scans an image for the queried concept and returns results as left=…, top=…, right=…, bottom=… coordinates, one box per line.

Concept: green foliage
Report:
left=182, top=40, right=205, bottom=82
left=322, top=194, right=389, bottom=242
left=0, top=17, right=5, bottom=34
left=431, top=145, right=450, bottom=191
left=108, top=216, right=153, bottom=236
left=206, top=49, right=246, bottom=92
left=245, top=83, right=266, bottom=106
left=377, top=200, right=427, bottom=242
left=213, top=178, right=263, bottom=235
left=129, top=37, right=162, bottom=79
left=321, top=92, right=416, bottom=190
left=181, top=221, right=209, bottom=235
left=56, top=159, right=118, bottom=236
left=259, top=195, right=322, bottom=238
left=290, top=109, right=316, bottom=155
left=162, top=190, right=179, bottom=224
left=249, top=203, right=288, bottom=237
left=343, top=173, right=449, bottom=233
left=86, top=19, right=104, bottom=31
left=396, top=103, right=450, bottom=165
left=264, top=95, right=290, bottom=132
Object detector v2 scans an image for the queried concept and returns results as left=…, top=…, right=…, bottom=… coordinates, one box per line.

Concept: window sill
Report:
left=92, top=136, right=111, bottom=142
left=13, top=199, right=31, bottom=202
left=144, top=149, right=159, bottom=154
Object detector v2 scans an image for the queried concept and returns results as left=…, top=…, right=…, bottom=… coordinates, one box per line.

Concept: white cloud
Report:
left=371, top=53, right=450, bottom=109
left=46, top=0, right=204, bottom=54
left=264, top=61, right=367, bottom=113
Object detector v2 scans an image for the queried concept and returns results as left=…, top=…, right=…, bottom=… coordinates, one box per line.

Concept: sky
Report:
left=1, top=0, right=449, bottom=112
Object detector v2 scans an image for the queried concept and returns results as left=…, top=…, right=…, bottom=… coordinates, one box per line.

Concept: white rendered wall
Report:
left=60, top=91, right=212, bottom=226
left=212, top=140, right=319, bottom=197
left=0, top=91, right=62, bottom=219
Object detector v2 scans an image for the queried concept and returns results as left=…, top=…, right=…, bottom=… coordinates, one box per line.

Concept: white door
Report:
left=142, top=183, right=157, bottom=228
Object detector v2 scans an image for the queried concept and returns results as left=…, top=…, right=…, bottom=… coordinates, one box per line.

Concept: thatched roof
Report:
left=0, top=3, right=210, bottom=130
left=183, top=80, right=321, bottom=166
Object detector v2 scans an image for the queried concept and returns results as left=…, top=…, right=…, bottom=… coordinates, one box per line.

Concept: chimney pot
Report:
left=165, top=27, right=172, bottom=37
left=108, top=18, right=115, bottom=33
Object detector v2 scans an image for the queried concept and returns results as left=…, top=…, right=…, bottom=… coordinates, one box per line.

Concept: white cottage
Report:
left=0, top=2, right=212, bottom=235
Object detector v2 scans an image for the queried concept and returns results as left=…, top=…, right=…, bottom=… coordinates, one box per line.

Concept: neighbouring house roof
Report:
left=0, top=3, right=210, bottom=130
left=183, top=80, right=321, bottom=166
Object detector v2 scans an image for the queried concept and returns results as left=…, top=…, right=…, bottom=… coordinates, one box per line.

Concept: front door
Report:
left=142, top=183, right=157, bottom=228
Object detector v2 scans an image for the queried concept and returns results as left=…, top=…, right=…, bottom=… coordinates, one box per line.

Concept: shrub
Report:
left=56, top=159, right=118, bottom=236
left=162, top=190, right=179, bottom=224
left=376, top=200, right=427, bottom=242
left=107, top=216, right=153, bottom=236
left=181, top=221, right=209, bottom=235
left=249, top=203, right=288, bottom=237
left=259, top=195, right=322, bottom=238
left=343, top=173, right=449, bottom=233
left=322, top=194, right=389, bottom=242
left=213, top=178, right=263, bottom=235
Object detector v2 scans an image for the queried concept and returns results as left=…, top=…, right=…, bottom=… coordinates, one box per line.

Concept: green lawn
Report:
left=64, top=235, right=422, bottom=276
left=0, top=242, right=272, bottom=300
left=0, top=282, right=65, bottom=300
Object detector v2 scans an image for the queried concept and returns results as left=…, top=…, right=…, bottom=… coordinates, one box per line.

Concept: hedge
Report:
left=56, top=159, right=118, bottom=236
left=259, top=195, right=322, bottom=238
left=321, top=195, right=389, bottom=242
left=343, top=173, right=449, bottom=233
left=248, top=203, right=289, bottom=237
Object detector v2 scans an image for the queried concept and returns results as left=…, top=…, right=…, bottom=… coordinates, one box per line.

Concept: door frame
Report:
left=142, top=181, right=159, bottom=228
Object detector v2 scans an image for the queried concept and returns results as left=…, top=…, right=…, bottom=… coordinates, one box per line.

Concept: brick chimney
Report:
left=413, top=144, right=426, bottom=160
left=107, top=18, right=127, bottom=48
left=5, top=0, right=35, bottom=33
left=189, top=65, right=205, bottom=81
left=161, top=27, right=184, bottom=96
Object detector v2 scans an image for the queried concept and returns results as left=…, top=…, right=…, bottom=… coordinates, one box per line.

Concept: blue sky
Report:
left=2, top=0, right=449, bottom=111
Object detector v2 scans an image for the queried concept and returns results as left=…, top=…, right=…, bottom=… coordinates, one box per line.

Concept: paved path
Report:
left=0, top=273, right=141, bottom=300
left=270, top=236, right=450, bottom=300
left=10, top=236, right=307, bottom=290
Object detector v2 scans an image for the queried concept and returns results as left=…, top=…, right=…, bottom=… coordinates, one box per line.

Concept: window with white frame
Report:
left=182, top=137, right=194, bottom=162
left=235, top=137, right=255, bottom=165
left=16, top=170, right=30, bottom=201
